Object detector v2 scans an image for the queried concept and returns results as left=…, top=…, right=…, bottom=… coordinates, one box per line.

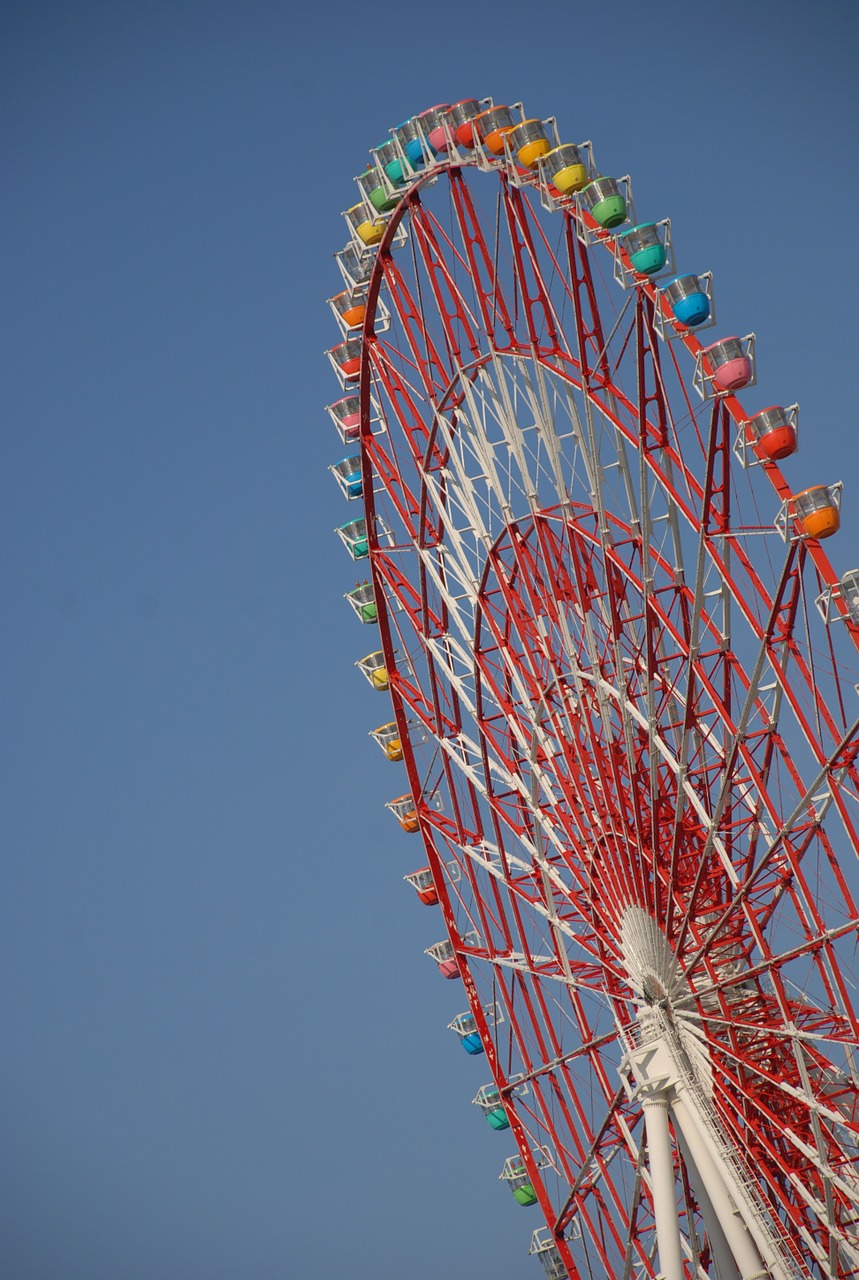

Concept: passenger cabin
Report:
left=393, top=117, right=428, bottom=167
left=792, top=485, right=841, bottom=540
left=404, top=867, right=439, bottom=905
left=419, top=103, right=451, bottom=153
left=701, top=336, right=754, bottom=392
left=837, top=570, right=859, bottom=623
left=345, top=581, right=377, bottom=624
left=329, top=337, right=362, bottom=383
left=370, top=721, right=403, bottom=761
left=374, top=138, right=414, bottom=187
left=330, top=456, right=363, bottom=499
left=508, top=118, right=551, bottom=169
left=661, top=274, right=711, bottom=328
left=500, top=1155, right=538, bottom=1206
left=473, top=1084, right=510, bottom=1130
left=818, top=569, right=859, bottom=626
left=426, top=938, right=459, bottom=978
left=744, top=405, right=798, bottom=462
left=449, top=1011, right=484, bottom=1054
left=444, top=99, right=486, bottom=148
left=580, top=176, right=627, bottom=229
left=337, top=241, right=373, bottom=287
left=540, top=143, right=588, bottom=195
left=336, top=518, right=369, bottom=560
left=327, top=394, right=361, bottom=442
left=330, top=289, right=366, bottom=330
left=530, top=1232, right=569, bottom=1280
left=387, top=793, right=419, bottom=831
left=356, top=650, right=389, bottom=690
left=345, top=202, right=386, bottom=248
left=618, top=223, right=667, bottom=276
left=359, top=166, right=399, bottom=214
left=475, top=104, right=516, bottom=155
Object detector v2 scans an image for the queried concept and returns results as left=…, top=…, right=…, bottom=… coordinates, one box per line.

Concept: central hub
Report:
left=642, top=974, right=668, bottom=1006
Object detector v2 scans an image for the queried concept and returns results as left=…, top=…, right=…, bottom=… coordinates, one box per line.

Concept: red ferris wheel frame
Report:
left=327, top=99, right=859, bottom=1280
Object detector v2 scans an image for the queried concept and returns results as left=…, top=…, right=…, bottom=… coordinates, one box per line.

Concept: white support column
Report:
left=670, top=1089, right=770, bottom=1280
left=676, top=1131, right=742, bottom=1280
left=642, top=1093, right=685, bottom=1280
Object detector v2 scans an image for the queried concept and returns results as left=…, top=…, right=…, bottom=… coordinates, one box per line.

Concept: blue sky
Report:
left=4, top=2, right=859, bottom=1278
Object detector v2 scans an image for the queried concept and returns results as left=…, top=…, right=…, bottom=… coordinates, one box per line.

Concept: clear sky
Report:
left=4, top=2, right=859, bottom=1278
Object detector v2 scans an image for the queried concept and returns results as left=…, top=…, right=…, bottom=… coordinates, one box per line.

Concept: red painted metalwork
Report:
left=342, top=137, right=859, bottom=1279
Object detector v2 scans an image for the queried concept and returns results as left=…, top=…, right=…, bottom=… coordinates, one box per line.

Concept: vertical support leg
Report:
left=671, top=1090, right=770, bottom=1280
left=642, top=1094, right=685, bottom=1280
left=676, top=1132, right=742, bottom=1280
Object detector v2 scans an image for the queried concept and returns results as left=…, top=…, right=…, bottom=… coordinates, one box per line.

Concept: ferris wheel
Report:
left=325, top=97, right=859, bottom=1280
